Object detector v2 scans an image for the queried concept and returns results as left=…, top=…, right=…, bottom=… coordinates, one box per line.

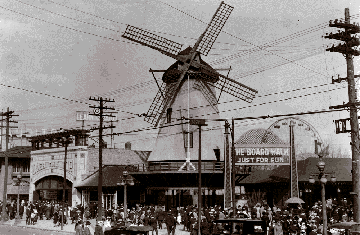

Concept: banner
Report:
left=235, top=147, right=290, bottom=165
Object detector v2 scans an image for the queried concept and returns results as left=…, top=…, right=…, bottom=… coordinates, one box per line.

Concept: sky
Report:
left=0, top=0, right=359, bottom=156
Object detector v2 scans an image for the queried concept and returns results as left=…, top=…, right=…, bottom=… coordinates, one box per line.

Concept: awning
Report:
left=75, top=165, right=137, bottom=188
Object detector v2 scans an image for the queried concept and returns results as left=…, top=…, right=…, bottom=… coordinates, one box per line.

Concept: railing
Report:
left=131, top=162, right=224, bottom=172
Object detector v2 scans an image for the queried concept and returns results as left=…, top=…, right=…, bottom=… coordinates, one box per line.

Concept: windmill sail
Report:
left=197, top=1, right=234, bottom=56
left=122, top=25, right=183, bottom=59
left=144, top=82, right=178, bottom=126
left=209, top=75, right=256, bottom=102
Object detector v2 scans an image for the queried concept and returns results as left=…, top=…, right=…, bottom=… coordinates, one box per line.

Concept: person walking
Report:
left=150, top=215, right=158, bottom=235
left=274, top=221, right=283, bottom=235
left=83, top=221, right=92, bottom=235
left=165, top=212, right=176, bottom=235
left=26, top=204, right=31, bottom=225
left=75, top=220, right=84, bottom=235
left=95, top=221, right=104, bottom=235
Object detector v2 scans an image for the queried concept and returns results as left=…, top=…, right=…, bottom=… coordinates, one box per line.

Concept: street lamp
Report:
left=14, top=172, right=23, bottom=225
left=309, top=156, right=336, bottom=235
left=117, top=170, right=134, bottom=221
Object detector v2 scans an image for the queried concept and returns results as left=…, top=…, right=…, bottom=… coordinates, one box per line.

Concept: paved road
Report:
left=0, top=218, right=191, bottom=235
left=0, top=224, right=75, bottom=235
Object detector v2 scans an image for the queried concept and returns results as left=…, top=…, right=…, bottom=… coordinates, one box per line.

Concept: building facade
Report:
left=29, top=145, right=88, bottom=205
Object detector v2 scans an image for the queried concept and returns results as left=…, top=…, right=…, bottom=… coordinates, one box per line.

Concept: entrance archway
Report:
left=34, top=175, right=72, bottom=203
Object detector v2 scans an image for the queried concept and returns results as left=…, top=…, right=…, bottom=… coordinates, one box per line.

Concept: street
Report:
left=0, top=225, right=74, bottom=235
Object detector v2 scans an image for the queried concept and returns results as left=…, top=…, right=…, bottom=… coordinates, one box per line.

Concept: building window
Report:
left=184, top=132, right=193, bottom=148
left=51, top=156, right=54, bottom=160
left=166, top=108, right=172, bottom=123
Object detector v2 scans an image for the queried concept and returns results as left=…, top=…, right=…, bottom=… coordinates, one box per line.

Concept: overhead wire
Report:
left=1, top=2, right=350, bottom=129
left=191, top=85, right=347, bottom=119
left=5, top=0, right=337, bottom=87
left=156, top=1, right=360, bottom=78
left=45, top=0, right=237, bottom=47
left=100, top=107, right=346, bottom=138
left=0, top=83, right=141, bottom=121
left=15, top=0, right=349, bottom=81
left=95, top=85, right=346, bottom=138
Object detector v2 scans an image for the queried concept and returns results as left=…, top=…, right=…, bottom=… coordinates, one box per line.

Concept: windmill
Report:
left=122, top=1, right=258, bottom=169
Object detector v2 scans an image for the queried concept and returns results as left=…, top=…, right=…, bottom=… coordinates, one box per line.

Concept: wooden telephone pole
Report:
left=0, top=108, right=18, bottom=221
left=89, top=97, right=115, bottom=221
left=327, top=8, right=360, bottom=230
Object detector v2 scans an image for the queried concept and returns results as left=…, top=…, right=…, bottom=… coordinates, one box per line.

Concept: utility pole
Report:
left=231, top=118, right=236, bottom=214
left=189, top=118, right=207, bottom=235
left=224, top=121, right=231, bottom=209
left=0, top=108, right=18, bottom=221
left=105, top=117, right=118, bottom=148
left=61, top=135, right=72, bottom=231
left=89, top=97, right=115, bottom=221
left=289, top=121, right=299, bottom=198
left=327, top=8, right=360, bottom=230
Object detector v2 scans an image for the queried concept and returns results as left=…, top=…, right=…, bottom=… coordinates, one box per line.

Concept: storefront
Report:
left=33, top=175, right=72, bottom=202
left=29, top=130, right=90, bottom=206
left=75, top=165, right=143, bottom=210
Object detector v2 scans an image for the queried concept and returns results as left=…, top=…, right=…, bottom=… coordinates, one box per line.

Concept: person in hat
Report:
left=150, top=215, right=158, bottom=235
left=83, top=221, right=91, bottom=235
left=165, top=212, right=176, bottom=235
left=75, top=220, right=84, bottom=235
left=95, top=220, right=104, bottom=235
left=104, top=217, right=112, bottom=232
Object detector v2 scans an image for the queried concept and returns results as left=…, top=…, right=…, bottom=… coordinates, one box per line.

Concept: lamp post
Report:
left=14, top=170, right=23, bottom=225
left=309, top=156, right=337, bottom=235
left=117, top=169, right=134, bottom=222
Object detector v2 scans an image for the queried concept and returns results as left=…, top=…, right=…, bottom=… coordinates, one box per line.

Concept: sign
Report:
left=190, top=119, right=207, bottom=126
left=76, top=111, right=117, bottom=122
left=235, top=147, right=290, bottom=165
left=31, top=153, right=77, bottom=183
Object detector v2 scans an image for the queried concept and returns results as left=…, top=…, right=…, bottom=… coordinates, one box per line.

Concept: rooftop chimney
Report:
left=125, top=142, right=131, bottom=150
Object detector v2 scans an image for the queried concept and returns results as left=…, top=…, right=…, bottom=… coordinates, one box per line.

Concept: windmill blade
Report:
left=187, top=60, right=257, bottom=102
left=195, top=1, right=234, bottom=56
left=122, top=25, right=183, bottom=60
left=208, top=75, right=256, bottom=102
left=144, top=82, right=178, bottom=126
left=193, top=79, right=219, bottom=113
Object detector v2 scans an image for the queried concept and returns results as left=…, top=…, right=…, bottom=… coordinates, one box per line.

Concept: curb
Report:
left=10, top=224, right=76, bottom=234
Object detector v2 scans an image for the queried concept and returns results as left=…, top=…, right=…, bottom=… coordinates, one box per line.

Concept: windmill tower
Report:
left=122, top=2, right=258, bottom=170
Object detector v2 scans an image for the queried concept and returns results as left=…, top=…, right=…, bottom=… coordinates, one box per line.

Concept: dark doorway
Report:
left=35, top=175, right=72, bottom=204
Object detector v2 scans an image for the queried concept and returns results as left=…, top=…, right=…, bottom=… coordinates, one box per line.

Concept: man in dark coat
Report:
left=95, top=221, right=104, bottom=235
left=150, top=215, right=158, bottom=235
left=165, top=212, right=176, bottom=235
left=26, top=205, right=31, bottom=225
left=19, top=203, right=24, bottom=219
left=157, top=208, right=165, bottom=229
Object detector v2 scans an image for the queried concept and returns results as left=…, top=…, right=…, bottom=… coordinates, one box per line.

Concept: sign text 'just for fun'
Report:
left=235, top=147, right=290, bottom=165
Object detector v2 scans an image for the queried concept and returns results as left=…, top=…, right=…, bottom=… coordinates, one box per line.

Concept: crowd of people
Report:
left=0, top=197, right=355, bottom=235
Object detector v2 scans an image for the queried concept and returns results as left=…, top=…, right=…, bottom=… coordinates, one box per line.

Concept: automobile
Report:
left=212, top=218, right=267, bottom=235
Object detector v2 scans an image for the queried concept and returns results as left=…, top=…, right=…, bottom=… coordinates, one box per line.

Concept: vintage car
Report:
left=213, top=218, right=267, bottom=235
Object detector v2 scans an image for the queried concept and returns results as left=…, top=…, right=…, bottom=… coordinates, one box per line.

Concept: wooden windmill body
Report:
left=122, top=1, right=258, bottom=170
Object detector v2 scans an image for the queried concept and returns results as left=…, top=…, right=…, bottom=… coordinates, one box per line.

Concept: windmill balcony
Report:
left=132, top=161, right=224, bottom=172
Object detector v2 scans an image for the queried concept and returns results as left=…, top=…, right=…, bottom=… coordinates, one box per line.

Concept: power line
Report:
left=14, top=0, right=121, bottom=33
left=0, top=83, right=140, bottom=120
left=191, top=85, right=347, bottom=119
left=0, top=5, right=136, bottom=44
left=157, top=1, right=359, bottom=78
left=45, top=0, right=238, bottom=47
left=14, top=0, right=348, bottom=81
left=106, top=86, right=346, bottom=137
